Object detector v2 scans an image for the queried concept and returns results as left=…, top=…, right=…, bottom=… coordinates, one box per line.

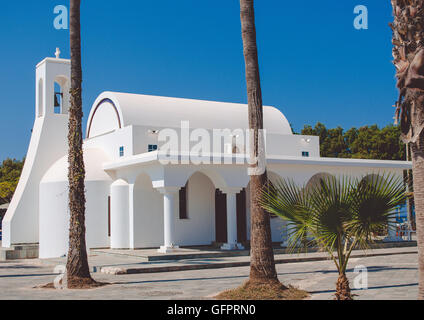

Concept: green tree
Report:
left=261, top=174, right=406, bottom=300
left=300, top=123, right=406, bottom=160
left=0, top=158, right=24, bottom=204
left=349, top=125, right=405, bottom=160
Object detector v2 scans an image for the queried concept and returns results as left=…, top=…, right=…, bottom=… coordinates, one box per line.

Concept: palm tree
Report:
left=239, top=0, right=278, bottom=284
left=390, top=0, right=424, bottom=299
left=261, top=174, right=406, bottom=300
left=66, top=0, right=96, bottom=288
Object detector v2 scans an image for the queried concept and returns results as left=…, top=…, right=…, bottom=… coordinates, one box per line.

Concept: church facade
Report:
left=2, top=55, right=412, bottom=259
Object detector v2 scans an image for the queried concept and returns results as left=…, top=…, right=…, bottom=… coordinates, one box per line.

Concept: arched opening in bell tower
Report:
left=53, top=75, right=70, bottom=115
left=54, top=82, right=62, bottom=114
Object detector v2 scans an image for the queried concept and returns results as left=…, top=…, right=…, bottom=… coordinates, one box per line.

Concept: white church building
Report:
left=2, top=54, right=412, bottom=259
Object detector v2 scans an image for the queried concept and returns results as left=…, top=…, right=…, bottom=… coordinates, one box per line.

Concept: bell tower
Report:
left=2, top=50, right=71, bottom=248
left=35, top=48, right=71, bottom=118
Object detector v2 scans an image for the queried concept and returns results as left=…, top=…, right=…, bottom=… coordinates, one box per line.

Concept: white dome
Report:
left=41, top=148, right=112, bottom=183
left=86, top=92, right=293, bottom=138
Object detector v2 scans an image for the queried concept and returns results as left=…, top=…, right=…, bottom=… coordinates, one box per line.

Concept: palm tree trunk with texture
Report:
left=66, top=0, right=95, bottom=288
left=240, top=0, right=278, bottom=284
left=391, top=0, right=424, bottom=299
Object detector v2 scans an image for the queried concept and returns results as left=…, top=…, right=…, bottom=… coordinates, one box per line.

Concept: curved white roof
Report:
left=86, top=92, right=292, bottom=138
left=41, top=148, right=112, bottom=183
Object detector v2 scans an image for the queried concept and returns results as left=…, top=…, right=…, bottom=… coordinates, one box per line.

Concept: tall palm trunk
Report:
left=66, top=0, right=94, bottom=288
left=240, top=0, right=278, bottom=283
left=391, top=0, right=424, bottom=299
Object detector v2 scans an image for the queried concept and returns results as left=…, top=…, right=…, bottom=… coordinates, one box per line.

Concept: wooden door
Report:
left=215, top=189, right=227, bottom=243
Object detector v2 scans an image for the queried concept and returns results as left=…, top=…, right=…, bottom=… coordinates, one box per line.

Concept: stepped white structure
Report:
left=2, top=53, right=412, bottom=259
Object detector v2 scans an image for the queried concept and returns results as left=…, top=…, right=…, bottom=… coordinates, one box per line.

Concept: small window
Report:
left=179, top=183, right=189, bottom=220
left=119, top=146, right=124, bottom=157
left=302, top=151, right=310, bottom=157
left=148, top=144, right=158, bottom=152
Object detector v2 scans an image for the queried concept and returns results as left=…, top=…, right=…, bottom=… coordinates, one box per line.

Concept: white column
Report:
left=157, top=187, right=180, bottom=253
left=110, top=179, right=130, bottom=249
left=221, top=188, right=244, bottom=250
left=128, top=179, right=136, bottom=249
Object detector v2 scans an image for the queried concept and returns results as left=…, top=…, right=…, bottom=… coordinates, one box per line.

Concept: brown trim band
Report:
left=87, top=98, right=122, bottom=138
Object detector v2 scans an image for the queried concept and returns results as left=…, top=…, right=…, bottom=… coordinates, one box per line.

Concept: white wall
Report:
left=84, top=126, right=133, bottom=160
left=266, top=134, right=320, bottom=157
left=90, top=124, right=320, bottom=163
left=39, top=181, right=68, bottom=258
left=2, top=115, right=68, bottom=247
left=133, top=173, right=164, bottom=248
left=38, top=148, right=112, bottom=259
left=174, top=172, right=216, bottom=246
left=39, top=180, right=111, bottom=259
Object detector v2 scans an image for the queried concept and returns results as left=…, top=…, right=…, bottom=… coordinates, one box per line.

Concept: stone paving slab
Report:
left=0, top=250, right=419, bottom=300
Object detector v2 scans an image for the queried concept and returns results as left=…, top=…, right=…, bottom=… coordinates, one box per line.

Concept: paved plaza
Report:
left=0, top=248, right=419, bottom=300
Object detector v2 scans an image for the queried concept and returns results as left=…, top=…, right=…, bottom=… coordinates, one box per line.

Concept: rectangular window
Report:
left=302, top=151, right=310, bottom=157
left=148, top=144, right=158, bottom=152
left=179, top=184, right=188, bottom=219
left=119, top=146, right=124, bottom=157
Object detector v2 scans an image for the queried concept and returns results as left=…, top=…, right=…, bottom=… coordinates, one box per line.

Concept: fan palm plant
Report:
left=261, top=174, right=406, bottom=300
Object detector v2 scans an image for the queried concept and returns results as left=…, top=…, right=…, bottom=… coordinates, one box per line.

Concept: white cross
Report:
left=55, top=48, right=61, bottom=59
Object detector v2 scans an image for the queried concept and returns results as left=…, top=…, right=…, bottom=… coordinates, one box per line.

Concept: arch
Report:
left=181, top=168, right=227, bottom=191
left=183, top=171, right=218, bottom=189
left=87, top=98, right=122, bottom=138
left=305, top=172, right=335, bottom=191
left=176, top=171, right=216, bottom=245
left=53, top=75, right=70, bottom=115
left=359, top=173, right=386, bottom=189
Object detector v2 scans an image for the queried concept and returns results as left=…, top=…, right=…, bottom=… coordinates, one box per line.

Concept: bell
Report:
left=54, top=92, right=62, bottom=107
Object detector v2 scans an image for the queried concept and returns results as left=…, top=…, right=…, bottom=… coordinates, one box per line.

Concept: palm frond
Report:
left=260, top=173, right=407, bottom=273
left=260, top=178, right=312, bottom=253
left=347, top=173, right=406, bottom=248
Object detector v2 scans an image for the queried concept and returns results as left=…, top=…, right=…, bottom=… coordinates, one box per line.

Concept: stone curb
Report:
left=98, top=249, right=418, bottom=275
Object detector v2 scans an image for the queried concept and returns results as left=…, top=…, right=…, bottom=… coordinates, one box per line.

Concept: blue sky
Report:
left=0, top=1, right=398, bottom=161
